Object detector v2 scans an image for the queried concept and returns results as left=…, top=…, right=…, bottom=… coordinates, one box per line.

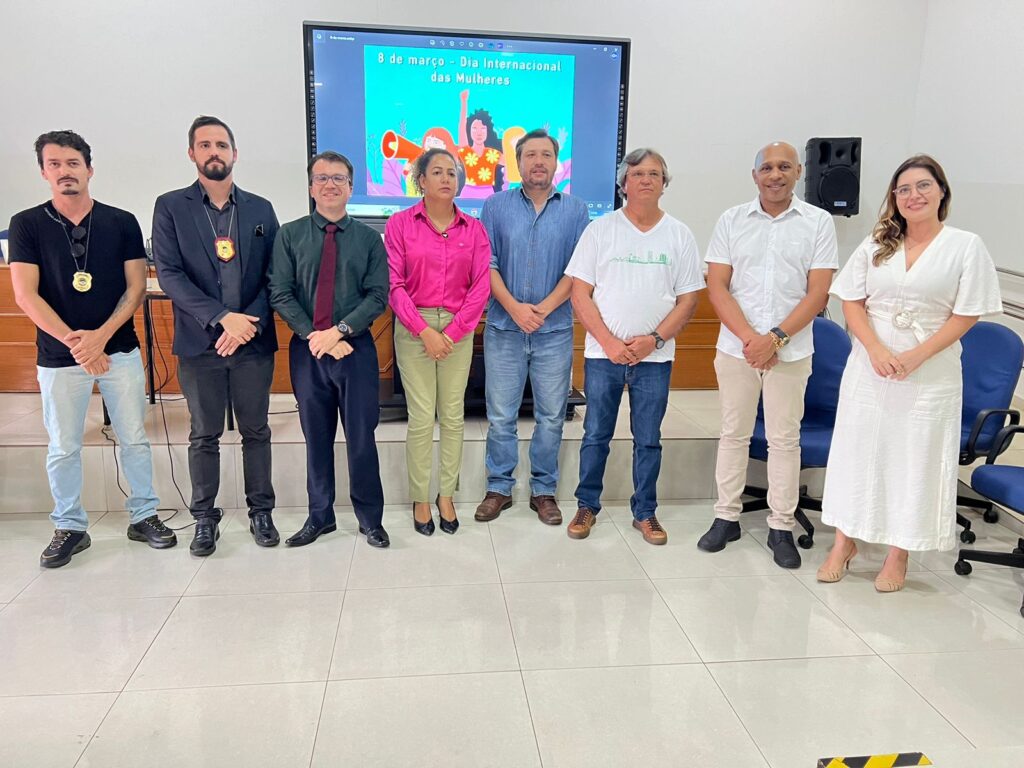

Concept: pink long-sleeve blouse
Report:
left=384, top=200, right=492, bottom=343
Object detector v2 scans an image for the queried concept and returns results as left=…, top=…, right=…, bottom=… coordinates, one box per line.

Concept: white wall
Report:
left=912, top=0, right=1024, bottom=395
left=4, top=0, right=1020, bottom=392
left=913, top=0, right=1024, bottom=276
left=1, top=0, right=927, bottom=257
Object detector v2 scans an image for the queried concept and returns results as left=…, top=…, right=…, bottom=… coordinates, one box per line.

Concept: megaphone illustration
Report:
left=381, top=129, right=422, bottom=162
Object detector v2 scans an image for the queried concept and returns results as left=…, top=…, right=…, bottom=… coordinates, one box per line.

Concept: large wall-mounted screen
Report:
left=303, top=22, right=630, bottom=221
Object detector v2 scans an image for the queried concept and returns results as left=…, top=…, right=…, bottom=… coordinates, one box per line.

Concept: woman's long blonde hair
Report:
left=871, top=154, right=951, bottom=266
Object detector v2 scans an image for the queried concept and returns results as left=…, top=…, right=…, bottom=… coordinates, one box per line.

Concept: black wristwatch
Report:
left=336, top=320, right=353, bottom=337
left=651, top=332, right=666, bottom=350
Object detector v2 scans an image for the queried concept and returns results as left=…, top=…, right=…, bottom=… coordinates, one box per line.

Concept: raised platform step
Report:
left=0, top=391, right=725, bottom=514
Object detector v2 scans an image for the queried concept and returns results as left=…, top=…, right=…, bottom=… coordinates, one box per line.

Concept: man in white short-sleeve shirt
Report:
left=697, top=141, right=838, bottom=569
left=564, top=148, right=705, bottom=545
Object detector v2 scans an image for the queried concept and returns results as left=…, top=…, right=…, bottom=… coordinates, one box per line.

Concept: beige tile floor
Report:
left=2, top=391, right=1024, bottom=767
left=0, top=498, right=1023, bottom=767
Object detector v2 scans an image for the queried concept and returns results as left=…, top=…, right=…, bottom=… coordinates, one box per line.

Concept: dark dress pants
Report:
left=177, top=345, right=276, bottom=521
left=289, top=332, right=385, bottom=530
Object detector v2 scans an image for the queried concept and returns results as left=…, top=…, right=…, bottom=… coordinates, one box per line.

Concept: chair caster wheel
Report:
left=797, top=534, right=814, bottom=550
left=983, top=509, right=999, bottom=524
left=960, top=530, right=976, bottom=544
left=954, top=560, right=973, bottom=576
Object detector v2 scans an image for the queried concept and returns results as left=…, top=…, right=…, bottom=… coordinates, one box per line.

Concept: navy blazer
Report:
left=152, top=182, right=280, bottom=357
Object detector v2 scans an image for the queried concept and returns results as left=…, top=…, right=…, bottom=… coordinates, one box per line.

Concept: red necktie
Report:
left=313, top=223, right=338, bottom=330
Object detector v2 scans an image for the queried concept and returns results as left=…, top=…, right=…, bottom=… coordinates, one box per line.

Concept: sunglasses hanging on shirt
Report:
left=44, top=205, right=93, bottom=292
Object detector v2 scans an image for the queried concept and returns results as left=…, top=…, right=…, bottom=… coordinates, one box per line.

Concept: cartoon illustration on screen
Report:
left=362, top=46, right=576, bottom=202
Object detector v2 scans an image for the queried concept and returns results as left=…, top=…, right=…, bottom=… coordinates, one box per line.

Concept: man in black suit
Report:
left=153, top=116, right=280, bottom=556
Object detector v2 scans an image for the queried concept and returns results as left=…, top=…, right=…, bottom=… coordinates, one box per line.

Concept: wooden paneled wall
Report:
left=571, top=290, right=720, bottom=390
left=0, top=265, right=719, bottom=393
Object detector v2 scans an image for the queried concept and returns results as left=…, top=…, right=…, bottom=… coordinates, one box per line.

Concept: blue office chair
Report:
left=954, top=425, right=1024, bottom=616
left=955, top=321, right=1024, bottom=543
left=741, top=316, right=852, bottom=548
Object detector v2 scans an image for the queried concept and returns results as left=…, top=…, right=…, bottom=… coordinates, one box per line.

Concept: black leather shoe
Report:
left=697, top=519, right=741, bottom=552
left=435, top=495, right=459, bottom=535
left=40, top=530, right=91, bottom=568
left=190, top=520, right=219, bottom=557
left=249, top=511, right=280, bottom=547
left=358, top=525, right=391, bottom=548
left=413, top=503, right=435, bottom=536
left=767, top=529, right=802, bottom=569
left=127, top=515, right=178, bottom=549
left=286, top=520, right=337, bottom=547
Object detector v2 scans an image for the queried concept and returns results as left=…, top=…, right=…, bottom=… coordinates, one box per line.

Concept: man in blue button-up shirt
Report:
left=475, top=129, right=590, bottom=526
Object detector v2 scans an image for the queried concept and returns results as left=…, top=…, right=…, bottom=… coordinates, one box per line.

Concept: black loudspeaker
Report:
left=804, top=137, right=861, bottom=217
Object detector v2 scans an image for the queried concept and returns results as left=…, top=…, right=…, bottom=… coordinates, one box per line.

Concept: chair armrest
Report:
left=986, top=424, right=1024, bottom=463
left=964, top=409, right=1021, bottom=463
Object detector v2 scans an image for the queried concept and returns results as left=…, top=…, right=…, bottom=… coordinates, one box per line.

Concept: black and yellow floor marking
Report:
left=817, top=753, right=932, bottom=768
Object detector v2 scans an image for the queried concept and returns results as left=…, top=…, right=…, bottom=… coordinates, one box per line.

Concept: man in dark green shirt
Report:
left=269, top=151, right=390, bottom=548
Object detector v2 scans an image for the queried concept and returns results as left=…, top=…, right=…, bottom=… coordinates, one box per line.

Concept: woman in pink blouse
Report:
left=385, top=148, right=491, bottom=535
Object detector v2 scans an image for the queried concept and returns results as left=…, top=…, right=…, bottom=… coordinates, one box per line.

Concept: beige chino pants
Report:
left=712, top=350, right=812, bottom=531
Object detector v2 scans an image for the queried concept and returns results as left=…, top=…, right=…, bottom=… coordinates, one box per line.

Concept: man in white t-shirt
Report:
left=697, top=141, right=838, bottom=569
left=564, top=148, right=705, bottom=545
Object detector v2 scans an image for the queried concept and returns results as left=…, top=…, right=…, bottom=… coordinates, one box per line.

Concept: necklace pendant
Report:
left=215, top=236, right=236, bottom=262
left=72, top=271, right=93, bottom=293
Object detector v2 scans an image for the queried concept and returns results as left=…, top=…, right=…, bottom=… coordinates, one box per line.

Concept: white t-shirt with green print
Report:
left=565, top=209, right=705, bottom=363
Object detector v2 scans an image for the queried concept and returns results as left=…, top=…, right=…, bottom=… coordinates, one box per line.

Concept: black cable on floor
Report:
left=104, top=311, right=303, bottom=531
left=101, top=322, right=194, bottom=531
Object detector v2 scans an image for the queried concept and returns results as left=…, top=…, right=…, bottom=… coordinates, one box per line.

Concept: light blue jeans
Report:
left=484, top=326, right=573, bottom=496
left=37, top=348, right=158, bottom=531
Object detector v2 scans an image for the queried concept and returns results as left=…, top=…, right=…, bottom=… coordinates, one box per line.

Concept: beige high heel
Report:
left=816, top=543, right=858, bottom=583
left=874, top=556, right=908, bottom=593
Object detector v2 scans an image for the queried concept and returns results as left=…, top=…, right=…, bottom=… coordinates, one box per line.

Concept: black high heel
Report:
left=436, top=495, right=459, bottom=534
left=413, top=502, right=435, bottom=536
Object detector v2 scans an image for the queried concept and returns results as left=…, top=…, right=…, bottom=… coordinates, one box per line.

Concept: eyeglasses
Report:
left=627, top=170, right=664, bottom=180
left=70, top=226, right=87, bottom=256
left=894, top=179, right=937, bottom=198
left=311, top=174, right=351, bottom=186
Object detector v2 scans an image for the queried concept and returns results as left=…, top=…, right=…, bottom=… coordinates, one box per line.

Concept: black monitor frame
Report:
left=302, top=20, right=631, bottom=226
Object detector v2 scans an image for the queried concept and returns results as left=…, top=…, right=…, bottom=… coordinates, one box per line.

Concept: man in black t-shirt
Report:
left=9, top=130, right=177, bottom=568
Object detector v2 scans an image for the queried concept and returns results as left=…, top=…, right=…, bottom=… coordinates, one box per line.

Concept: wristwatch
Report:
left=651, top=332, right=666, bottom=350
left=768, top=326, right=790, bottom=349
left=336, top=320, right=353, bottom=337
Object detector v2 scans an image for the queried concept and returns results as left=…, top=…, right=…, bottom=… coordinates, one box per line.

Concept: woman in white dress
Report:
left=818, top=155, right=1002, bottom=592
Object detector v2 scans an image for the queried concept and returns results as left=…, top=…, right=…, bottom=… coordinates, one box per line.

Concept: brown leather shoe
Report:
left=530, top=495, right=562, bottom=526
left=475, top=492, right=513, bottom=522
left=567, top=508, right=597, bottom=539
left=632, top=516, right=668, bottom=545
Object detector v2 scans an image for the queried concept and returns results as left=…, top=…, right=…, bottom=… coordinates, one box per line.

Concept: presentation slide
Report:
left=305, top=24, right=629, bottom=220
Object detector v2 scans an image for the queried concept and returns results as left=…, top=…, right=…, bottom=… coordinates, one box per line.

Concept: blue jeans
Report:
left=37, top=349, right=158, bottom=531
left=484, top=326, right=573, bottom=496
left=575, top=357, right=671, bottom=521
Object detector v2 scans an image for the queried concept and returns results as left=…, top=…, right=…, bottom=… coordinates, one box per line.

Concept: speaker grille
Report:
left=818, top=167, right=859, bottom=212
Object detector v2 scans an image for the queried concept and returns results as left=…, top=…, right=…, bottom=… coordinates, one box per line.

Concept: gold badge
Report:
left=72, top=271, right=93, bottom=292
left=215, top=236, right=236, bottom=262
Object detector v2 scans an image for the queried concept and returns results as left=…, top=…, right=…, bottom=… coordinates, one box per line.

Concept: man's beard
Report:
left=200, top=160, right=232, bottom=181
left=523, top=172, right=552, bottom=191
